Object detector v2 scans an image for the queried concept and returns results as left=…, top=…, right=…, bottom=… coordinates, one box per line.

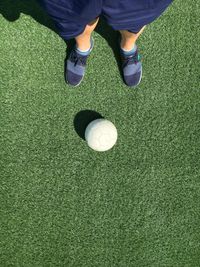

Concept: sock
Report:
left=121, top=44, right=137, bottom=56
left=76, top=38, right=93, bottom=56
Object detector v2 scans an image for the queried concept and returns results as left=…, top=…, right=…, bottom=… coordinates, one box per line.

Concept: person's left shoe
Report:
left=120, top=45, right=142, bottom=87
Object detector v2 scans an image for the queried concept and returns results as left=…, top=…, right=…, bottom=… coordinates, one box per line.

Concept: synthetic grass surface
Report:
left=0, top=0, right=200, bottom=266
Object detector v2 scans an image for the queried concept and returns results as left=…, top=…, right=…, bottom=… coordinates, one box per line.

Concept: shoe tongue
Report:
left=75, top=54, right=87, bottom=66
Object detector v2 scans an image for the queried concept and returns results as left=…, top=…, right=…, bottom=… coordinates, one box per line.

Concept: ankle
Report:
left=120, top=40, right=136, bottom=51
left=76, top=36, right=92, bottom=52
left=76, top=43, right=90, bottom=52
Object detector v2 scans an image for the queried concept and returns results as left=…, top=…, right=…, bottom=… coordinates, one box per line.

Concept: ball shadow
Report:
left=74, top=110, right=104, bottom=140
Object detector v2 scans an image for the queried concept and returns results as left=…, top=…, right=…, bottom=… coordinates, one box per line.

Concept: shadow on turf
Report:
left=0, top=0, right=123, bottom=78
left=74, top=110, right=104, bottom=140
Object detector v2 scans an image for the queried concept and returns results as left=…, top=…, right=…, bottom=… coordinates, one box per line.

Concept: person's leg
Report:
left=117, top=27, right=146, bottom=87
left=119, top=26, right=146, bottom=51
left=103, top=0, right=172, bottom=87
left=75, top=18, right=99, bottom=51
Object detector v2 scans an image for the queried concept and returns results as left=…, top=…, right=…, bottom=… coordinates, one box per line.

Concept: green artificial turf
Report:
left=0, top=0, right=200, bottom=266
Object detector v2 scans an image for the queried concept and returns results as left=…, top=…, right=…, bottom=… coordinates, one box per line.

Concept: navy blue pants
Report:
left=41, top=0, right=172, bottom=40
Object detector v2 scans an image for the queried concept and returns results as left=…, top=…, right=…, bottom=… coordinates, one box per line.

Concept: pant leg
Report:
left=40, top=0, right=101, bottom=40
left=102, top=0, right=173, bottom=33
left=127, top=0, right=173, bottom=33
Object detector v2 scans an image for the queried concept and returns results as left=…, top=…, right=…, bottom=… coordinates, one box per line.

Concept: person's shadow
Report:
left=0, top=0, right=122, bottom=77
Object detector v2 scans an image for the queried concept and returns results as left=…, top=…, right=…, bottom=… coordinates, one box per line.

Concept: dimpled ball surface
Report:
left=85, top=119, right=118, bottom=152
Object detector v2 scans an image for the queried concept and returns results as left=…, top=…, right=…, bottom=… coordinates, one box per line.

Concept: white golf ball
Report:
left=85, top=119, right=118, bottom=152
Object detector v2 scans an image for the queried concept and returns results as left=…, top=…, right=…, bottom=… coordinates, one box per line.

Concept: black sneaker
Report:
left=65, top=38, right=94, bottom=86
left=120, top=46, right=142, bottom=87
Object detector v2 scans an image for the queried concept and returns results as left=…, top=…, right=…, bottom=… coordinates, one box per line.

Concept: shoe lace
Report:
left=70, top=50, right=87, bottom=66
left=122, top=50, right=142, bottom=68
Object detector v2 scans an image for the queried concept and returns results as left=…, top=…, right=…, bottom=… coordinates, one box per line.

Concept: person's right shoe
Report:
left=65, top=38, right=94, bottom=87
